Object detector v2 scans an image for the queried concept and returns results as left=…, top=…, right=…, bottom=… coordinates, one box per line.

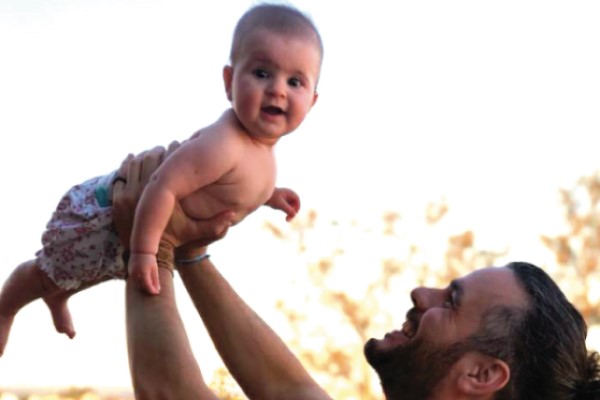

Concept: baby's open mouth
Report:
left=262, top=106, right=284, bottom=115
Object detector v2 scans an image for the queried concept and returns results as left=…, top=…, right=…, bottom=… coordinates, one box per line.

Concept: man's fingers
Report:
left=166, top=141, right=181, bottom=158
left=189, top=211, right=234, bottom=242
left=140, top=146, right=166, bottom=186
left=117, top=153, right=134, bottom=178
left=113, top=153, right=133, bottom=203
left=127, top=156, right=143, bottom=187
left=112, top=178, right=125, bottom=199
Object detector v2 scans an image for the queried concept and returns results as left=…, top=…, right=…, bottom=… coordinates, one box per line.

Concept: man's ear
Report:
left=455, top=352, right=510, bottom=397
left=223, top=65, right=234, bottom=101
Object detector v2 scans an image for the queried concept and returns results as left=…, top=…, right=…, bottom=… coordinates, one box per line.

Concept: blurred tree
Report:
left=264, top=201, right=506, bottom=400
left=209, top=367, right=245, bottom=400
left=541, top=171, right=600, bottom=324
left=209, top=168, right=600, bottom=398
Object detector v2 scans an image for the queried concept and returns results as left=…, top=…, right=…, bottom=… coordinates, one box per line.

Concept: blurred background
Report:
left=0, top=0, right=599, bottom=399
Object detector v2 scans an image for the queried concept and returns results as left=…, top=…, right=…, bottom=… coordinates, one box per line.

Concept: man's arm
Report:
left=176, top=251, right=333, bottom=400
left=125, top=267, right=218, bottom=400
left=114, top=147, right=229, bottom=399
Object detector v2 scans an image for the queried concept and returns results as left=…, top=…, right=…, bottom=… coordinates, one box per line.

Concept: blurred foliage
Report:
left=0, top=373, right=245, bottom=400
left=541, top=171, right=600, bottom=324
left=0, top=387, right=128, bottom=400
left=0, top=376, right=244, bottom=400
left=208, top=368, right=245, bottom=400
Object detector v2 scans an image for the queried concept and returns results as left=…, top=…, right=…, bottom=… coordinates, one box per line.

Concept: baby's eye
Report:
left=288, top=77, right=302, bottom=88
left=253, top=69, right=269, bottom=79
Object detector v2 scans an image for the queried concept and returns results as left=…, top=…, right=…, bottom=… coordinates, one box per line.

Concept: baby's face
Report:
left=224, top=28, right=320, bottom=143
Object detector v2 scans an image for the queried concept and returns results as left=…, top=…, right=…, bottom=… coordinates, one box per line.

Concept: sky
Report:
left=0, top=0, right=599, bottom=391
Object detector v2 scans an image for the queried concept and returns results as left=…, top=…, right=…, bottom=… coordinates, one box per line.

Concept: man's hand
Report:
left=265, top=187, right=301, bottom=222
left=161, top=202, right=233, bottom=250
left=112, top=141, right=233, bottom=256
left=112, top=145, right=172, bottom=247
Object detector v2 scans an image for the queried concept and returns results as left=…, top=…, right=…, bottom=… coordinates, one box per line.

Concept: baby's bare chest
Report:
left=182, top=153, right=277, bottom=221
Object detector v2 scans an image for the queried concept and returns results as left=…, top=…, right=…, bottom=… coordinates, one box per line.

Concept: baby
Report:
left=0, top=2, right=322, bottom=355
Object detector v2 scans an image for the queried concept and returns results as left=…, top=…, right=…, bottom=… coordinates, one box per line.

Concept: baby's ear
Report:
left=311, top=91, right=318, bottom=107
left=223, top=65, right=234, bottom=101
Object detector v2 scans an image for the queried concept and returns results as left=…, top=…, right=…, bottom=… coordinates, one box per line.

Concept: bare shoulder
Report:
left=157, top=111, right=251, bottom=179
left=184, top=110, right=250, bottom=155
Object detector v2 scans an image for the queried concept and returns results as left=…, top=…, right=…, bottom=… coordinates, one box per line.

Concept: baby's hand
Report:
left=265, top=187, right=301, bottom=222
left=128, top=252, right=161, bottom=295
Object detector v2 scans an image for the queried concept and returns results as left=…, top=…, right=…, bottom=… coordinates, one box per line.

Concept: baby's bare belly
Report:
left=180, top=193, right=256, bottom=226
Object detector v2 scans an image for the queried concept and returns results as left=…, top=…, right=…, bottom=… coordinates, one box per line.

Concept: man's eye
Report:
left=254, top=69, right=269, bottom=79
left=444, top=292, right=455, bottom=308
left=288, top=77, right=302, bottom=88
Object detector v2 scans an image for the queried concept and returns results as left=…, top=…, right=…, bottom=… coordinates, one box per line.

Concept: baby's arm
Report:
left=265, top=187, right=301, bottom=222
left=128, top=132, right=238, bottom=294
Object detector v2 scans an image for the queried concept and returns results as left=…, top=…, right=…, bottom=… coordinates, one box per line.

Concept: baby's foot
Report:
left=43, top=293, right=76, bottom=339
left=0, top=313, right=15, bottom=356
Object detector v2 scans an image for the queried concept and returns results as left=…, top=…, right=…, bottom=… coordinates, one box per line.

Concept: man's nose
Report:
left=410, top=287, right=444, bottom=311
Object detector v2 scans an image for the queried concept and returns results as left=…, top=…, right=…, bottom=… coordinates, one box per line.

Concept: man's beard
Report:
left=364, top=336, right=467, bottom=400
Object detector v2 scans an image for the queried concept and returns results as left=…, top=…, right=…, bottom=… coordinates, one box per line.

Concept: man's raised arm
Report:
left=176, top=250, right=333, bottom=400
left=114, top=146, right=223, bottom=399
left=125, top=268, right=218, bottom=400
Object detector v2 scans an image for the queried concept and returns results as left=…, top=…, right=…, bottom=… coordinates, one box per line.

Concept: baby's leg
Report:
left=43, top=290, right=76, bottom=339
left=42, top=277, right=109, bottom=340
left=0, top=259, right=65, bottom=355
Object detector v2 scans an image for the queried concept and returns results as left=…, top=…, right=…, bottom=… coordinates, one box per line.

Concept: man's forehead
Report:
left=455, top=266, right=528, bottom=309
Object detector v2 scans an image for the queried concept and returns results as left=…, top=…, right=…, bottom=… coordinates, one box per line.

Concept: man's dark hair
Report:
left=468, top=262, right=600, bottom=399
left=229, top=3, right=323, bottom=65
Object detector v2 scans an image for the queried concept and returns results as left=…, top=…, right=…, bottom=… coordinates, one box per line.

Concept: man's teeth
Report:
left=402, top=321, right=415, bottom=339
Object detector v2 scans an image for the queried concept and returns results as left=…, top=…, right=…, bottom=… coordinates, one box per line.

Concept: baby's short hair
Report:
left=229, top=3, right=323, bottom=65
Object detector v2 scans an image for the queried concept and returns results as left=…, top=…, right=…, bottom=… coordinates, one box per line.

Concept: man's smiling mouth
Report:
left=384, top=313, right=418, bottom=344
left=401, top=319, right=416, bottom=339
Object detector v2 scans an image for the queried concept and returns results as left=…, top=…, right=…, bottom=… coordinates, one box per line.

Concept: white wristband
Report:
left=175, top=253, right=210, bottom=266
